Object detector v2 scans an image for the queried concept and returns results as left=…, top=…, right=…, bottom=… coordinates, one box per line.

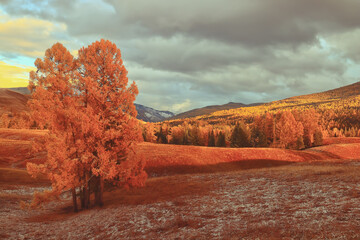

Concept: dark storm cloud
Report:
left=105, top=0, right=360, bottom=46
left=1, top=0, right=360, bottom=111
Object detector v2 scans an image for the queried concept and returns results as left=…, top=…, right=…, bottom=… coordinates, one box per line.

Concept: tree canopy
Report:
left=27, top=40, right=147, bottom=212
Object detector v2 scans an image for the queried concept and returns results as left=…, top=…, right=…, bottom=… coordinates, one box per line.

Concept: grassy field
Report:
left=1, top=128, right=360, bottom=239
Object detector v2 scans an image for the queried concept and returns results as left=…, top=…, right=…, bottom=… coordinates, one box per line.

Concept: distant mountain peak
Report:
left=135, top=103, right=174, bottom=122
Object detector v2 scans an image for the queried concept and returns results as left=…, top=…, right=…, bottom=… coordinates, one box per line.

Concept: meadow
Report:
left=1, top=128, right=360, bottom=239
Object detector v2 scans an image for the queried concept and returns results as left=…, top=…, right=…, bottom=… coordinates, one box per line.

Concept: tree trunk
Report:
left=72, top=188, right=78, bottom=212
left=87, top=176, right=91, bottom=207
left=94, top=176, right=99, bottom=205
left=94, top=176, right=104, bottom=206
left=84, top=174, right=89, bottom=209
left=80, top=188, right=84, bottom=209
left=98, top=176, right=104, bottom=206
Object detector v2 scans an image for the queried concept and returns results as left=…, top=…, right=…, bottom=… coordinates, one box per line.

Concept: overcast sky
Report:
left=1, top=0, right=360, bottom=113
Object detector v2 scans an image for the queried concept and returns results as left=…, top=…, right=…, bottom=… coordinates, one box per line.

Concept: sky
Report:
left=0, top=0, right=360, bottom=113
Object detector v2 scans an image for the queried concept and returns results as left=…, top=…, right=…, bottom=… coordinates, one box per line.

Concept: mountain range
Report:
left=1, top=82, right=359, bottom=123
left=135, top=104, right=174, bottom=122
left=0, top=87, right=174, bottom=122
left=182, top=81, right=360, bottom=123
left=0, top=87, right=253, bottom=122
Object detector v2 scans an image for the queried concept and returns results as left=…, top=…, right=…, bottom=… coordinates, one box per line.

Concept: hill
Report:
left=2, top=128, right=360, bottom=175
left=135, top=103, right=174, bottom=122
left=178, top=81, right=360, bottom=123
left=170, top=102, right=263, bottom=120
left=286, top=81, right=360, bottom=101
left=3, top=81, right=360, bottom=124
left=0, top=88, right=174, bottom=122
left=6, top=87, right=31, bottom=95
left=0, top=89, right=30, bottom=115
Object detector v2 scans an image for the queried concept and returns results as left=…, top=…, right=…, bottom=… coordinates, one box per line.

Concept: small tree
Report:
left=156, top=125, right=168, bottom=144
left=277, top=111, right=304, bottom=149
left=208, top=130, right=216, bottom=147
left=313, top=129, right=323, bottom=146
left=230, top=122, right=251, bottom=148
left=296, top=136, right=305, bottom=150
left=251, top=126, right=268, bottom=148
left=216, top=131, right=226, bottom=147
left=0, top=113, right=10, bottom=128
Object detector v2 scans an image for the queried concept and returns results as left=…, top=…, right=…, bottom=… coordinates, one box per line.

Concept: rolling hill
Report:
left=2, top=81, right=360, bottom=123
left=0, top=88, right=30, bottom=115
left=170, top=102, right=263, bottom=120
left=0, top=87, right=174, bottom=122
left=177, top=81, right=360, bottom=123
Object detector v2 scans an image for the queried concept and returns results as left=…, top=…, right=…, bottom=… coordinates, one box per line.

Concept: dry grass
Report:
left=0, top=128, right=47, bottom=141
left=0, top=168, right=48, bottom=185
left=323, top=137, right=360, bottom=145
left=0, top=89, right=29, bottom=115
left=1, top=128, right=360, bottom=239
left=0, top=128, right=46, bottom=168
left=1, top=162, right=360, bottom=239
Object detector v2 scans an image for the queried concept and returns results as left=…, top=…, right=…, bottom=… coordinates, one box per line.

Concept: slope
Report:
left=135, top=103, right=174, bottom=122
left=0, top=89, right=29, bottom=115
left=0, top=88, right=174, bottom=122
left=182, top=81, right=360, bottom=123
left=2, top=128, right=360, bottom=177
left=170, top=102, right=263, bottom=120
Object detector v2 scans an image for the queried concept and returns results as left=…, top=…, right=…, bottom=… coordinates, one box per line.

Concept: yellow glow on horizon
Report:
left=0, top=61, right=35, bottom=88
left=0, top=10, right=68, bottom=58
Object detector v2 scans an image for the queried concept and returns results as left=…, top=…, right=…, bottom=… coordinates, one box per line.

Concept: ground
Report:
left=1, top=128, right=360, bottom=239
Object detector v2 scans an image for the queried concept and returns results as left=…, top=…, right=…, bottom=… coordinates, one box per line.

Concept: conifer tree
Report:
left=216, top=131, right=226, bottom=147
left=230, top=122, right=251, bottom=147
left=208, top=130, right=216, bottom=147
left=313, top=129, right=323, bottom=146
left=277, top=111, right=304, bottom=149
left=296, top=136, right=305, bottom=150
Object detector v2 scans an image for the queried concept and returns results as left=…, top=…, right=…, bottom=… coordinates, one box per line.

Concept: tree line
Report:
left=141, top=109, right=325, bottom=150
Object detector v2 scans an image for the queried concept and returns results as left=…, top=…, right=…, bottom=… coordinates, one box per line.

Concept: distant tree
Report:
left=142, top=123, right=156, bottom=143
left=313, top=129, right=323, bottom=146
left=208, top=130, right=216, bottom=147
left=251, top=126, right=268, bottom=148
left=264, top=112, right=276, bottom=145
left=277, top=111, right=304, bottom=149
left=188, top=124, right=202, bottom=146
left=230, top=122, right=251, bottom=147
left=26, top=40, right=147, bottom=212
left=169, top=125, right=185, bottom=145
left=0, top=113, right=10, bottom=128
left=156, top=125, right=168, bottom=144
left=296, top=136, right=305, bottom=150
left=216, top=131, right=226, bottom=147
left=294, top=109, right=320, bottom=147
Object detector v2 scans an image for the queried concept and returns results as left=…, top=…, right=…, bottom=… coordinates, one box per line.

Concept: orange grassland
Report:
left=1, top=128, right=360, bottom=239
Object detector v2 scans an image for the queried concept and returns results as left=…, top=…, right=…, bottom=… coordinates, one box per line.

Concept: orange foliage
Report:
left=276, top=111, right=304, bottom=149
left=26, top=40, right=147, bottom=212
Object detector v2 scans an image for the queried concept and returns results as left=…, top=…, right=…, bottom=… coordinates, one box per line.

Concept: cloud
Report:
left=0, top=60, right=35, bottom=88
left=171, top=99, right=192, bottom=113
left=1, top=0, right=360, bottom=112
left=326, top=29, right=360, bottom=63
left=0, top=10, right=68, bottom=58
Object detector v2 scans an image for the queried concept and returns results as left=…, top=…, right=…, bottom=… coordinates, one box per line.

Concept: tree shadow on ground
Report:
left=25, top=159, right=294, bottom=221
left=145, top=159, right=294, bottom=177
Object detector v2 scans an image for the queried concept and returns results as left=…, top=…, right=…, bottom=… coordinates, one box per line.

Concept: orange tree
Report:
left=27, top=40, right=147, bottom=212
